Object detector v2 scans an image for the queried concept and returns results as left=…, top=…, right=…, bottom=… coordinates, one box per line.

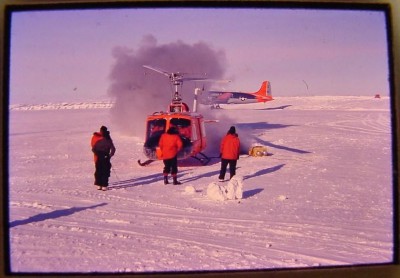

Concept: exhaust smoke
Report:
left=108, top=35, right=226, bottom=135
left=108, top=35, right=252, bottom=156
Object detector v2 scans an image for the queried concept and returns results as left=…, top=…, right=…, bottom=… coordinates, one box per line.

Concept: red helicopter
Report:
left=138, top=65, right=229, bottom=166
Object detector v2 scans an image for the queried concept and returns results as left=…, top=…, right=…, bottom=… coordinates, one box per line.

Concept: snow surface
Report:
left=8, top=96, right=394, bottom=274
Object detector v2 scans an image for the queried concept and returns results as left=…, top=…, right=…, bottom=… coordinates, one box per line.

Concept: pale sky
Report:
left=9, top=7, right=389, bottom=104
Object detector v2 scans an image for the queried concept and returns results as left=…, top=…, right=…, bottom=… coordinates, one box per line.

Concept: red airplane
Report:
left=200, top=81, right=273, bottom=108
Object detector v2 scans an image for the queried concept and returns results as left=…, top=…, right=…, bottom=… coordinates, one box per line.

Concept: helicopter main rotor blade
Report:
left=179, top=77, right=231, bottom=83
left=143, top=65, right=171, bottom=78
left=143, top=65, right=231, bottom=84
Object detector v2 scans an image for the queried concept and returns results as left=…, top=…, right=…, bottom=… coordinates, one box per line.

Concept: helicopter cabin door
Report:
left=169, top=117, right=193, bottom=158
left=198, top=117, right=207, bottom=151
left=190, top=116, right=206, bottom=155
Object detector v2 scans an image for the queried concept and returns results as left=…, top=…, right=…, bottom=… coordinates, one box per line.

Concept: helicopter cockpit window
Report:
left=170, top=118, right=191, bottom=139
left=148, top=119, right=166, bottom=137
left=144, top=119, right=167, bottom=148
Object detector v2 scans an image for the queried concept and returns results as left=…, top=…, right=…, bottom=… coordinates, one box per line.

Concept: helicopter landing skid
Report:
left=137, top=159, right=155, bottom=166
left=191, top=152, right=211, bottom=165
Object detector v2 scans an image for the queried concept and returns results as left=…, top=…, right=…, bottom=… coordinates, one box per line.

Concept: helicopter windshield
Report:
left=170, top=118, right=191, bottom=139
left=145, top=119, right=167, bottom=148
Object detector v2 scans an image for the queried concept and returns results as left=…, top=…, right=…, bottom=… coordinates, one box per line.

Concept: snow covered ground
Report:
left=7, top=96, right=394, bottom=274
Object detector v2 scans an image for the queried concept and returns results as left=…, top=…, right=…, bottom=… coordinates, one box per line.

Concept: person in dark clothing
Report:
left=91, top=126, right=116, bottom=191
left=158, top=127, right=183, bottom=185
left=218, top=126, right=240, bottom=181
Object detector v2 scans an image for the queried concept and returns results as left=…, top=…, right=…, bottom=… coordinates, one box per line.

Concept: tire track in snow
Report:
left=325, top=113, right=390, bottom=135
left=16, top=185, right=391, bottom=266
left=9, top=199, right=333, bottom=269
left=27, top=203, right=356, bottom=268
left=28, top=218, right=328, bottom=269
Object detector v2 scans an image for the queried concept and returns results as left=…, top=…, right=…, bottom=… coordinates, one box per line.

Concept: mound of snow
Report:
left=206, top=182, right=226, bottom=201
left=206, top=176, right=243, bottom=201
left=184, top=185, right=196, bottom=194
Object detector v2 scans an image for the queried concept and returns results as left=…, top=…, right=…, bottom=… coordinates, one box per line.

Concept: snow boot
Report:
left=164, top=176, right=169, bottom=185
left=173, top=176, right=181, bottom=185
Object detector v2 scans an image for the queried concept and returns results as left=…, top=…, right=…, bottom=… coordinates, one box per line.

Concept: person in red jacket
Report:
left=159, top=127, right=183, bottom=185
left=91, top=126, right=116, bottom=191
left=218, top=126, right=240, bottom=181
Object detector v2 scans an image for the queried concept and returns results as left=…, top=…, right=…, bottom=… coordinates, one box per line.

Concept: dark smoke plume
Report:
left=108, top=35, right=226, bottom=135
left=108, top=35, right=252, bottom=156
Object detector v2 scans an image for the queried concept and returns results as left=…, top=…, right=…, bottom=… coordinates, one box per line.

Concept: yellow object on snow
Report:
left=248, top=146, right=269, bottom=157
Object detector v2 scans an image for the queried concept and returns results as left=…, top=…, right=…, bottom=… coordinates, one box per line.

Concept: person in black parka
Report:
left=91, top=126, right=116, bottom=191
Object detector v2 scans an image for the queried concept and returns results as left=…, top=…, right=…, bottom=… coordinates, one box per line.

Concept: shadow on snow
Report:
left=241, top=164, right=285, bottom=199
left=237, top=122, right=295, bottom=131
left=9, top=203, right=107, bottom=228
left=180, top=169, right=221, bottom=183
left=236, top=121, right=311, bottom=154
left=253, top=137, right=311, bottom=154
left=111, top=163, right=285, bottom=191
left=110, top=169, right=220, bottom=189
left=255, top=105, right=293, bottom=110
left=243, top=188, right=264, bottom=199
left=219, top=104, right=292, bottom=111
left=243, top=164, right=285, bottom=180
left=110, top=172, right=169, bottom=189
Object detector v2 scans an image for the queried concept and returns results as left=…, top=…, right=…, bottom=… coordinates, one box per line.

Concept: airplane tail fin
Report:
left=254, top=81, right=273, bottom=101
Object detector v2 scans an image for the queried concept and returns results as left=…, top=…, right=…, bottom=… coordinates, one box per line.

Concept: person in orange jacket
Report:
left=158, top=126, right=183, bottom=185
left=91, top=126, right=116, bottom=191
left=218, top=126, right=240, bottom=181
